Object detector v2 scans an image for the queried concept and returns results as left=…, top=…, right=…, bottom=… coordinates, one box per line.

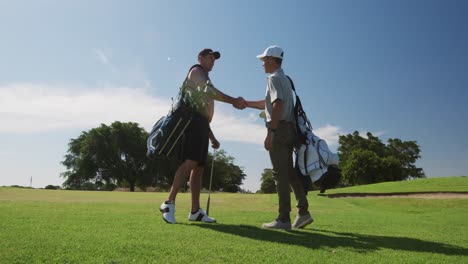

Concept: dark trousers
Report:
left=269, top=121, right=309, bottom=222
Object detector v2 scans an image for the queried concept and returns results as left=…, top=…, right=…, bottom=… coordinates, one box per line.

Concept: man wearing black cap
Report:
left=159, top=48, right=246, bottom=224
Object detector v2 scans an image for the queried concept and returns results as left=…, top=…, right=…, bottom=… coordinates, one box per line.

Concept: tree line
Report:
left=61, top=121, right=245, bottom=192
left=61, top=122, right=424, bottom=193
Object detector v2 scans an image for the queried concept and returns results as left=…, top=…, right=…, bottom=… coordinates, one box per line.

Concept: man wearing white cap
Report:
left=245, top=45, right=313, bottom=230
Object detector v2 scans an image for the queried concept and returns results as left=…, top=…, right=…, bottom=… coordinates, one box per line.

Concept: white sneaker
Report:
left=292, top=213, right=314, bottom=229
left=262, top=219, right=292, bottom=230
left=160, top=201, right=176, bottom=224
left=188, top=208, right=216, bottom=223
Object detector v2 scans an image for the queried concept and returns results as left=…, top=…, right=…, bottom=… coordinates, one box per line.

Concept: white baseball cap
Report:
left=256, top=45, right=284, bottom=60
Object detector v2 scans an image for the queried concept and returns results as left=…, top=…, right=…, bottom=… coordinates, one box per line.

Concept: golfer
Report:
left=159, top=48, right=247, bottom=224
left=245, top=46, right=313, bottom=230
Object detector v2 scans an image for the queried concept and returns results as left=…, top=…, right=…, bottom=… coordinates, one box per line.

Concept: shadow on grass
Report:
left=190, top=223, right=468, bottom=256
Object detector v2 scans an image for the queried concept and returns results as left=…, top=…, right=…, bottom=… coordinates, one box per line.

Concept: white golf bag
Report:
left=287, top=75, right=341, bottom=190
left=296, top=130, right=340, bottom=183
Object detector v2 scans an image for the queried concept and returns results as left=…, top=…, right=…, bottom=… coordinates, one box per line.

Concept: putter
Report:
left=206, top=149, right=216, bottom=216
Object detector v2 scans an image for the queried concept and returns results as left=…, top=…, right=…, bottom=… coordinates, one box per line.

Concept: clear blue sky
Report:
left=1, top=0, right=467, bottom=191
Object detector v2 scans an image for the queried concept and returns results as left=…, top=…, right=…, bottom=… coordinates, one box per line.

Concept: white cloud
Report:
left=0, top=83, right=353, bottom=147
left=313, top=124, right=345, bottom=147
left=0, top=83, right=170, bottom=133
left=211, top=110, right=265, bottom=145
left=0, top=84, right=266, bottom=144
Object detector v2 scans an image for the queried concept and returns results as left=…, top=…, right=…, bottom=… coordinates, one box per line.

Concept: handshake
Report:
left=232, top=97, right=248, bottom=110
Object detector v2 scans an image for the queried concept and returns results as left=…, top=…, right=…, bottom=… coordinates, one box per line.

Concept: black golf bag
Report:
left=146, top=105, right=193, bottom=159
left=146, top=65, right=204, bottom=160
left=146, top=65, right=212, bottom=190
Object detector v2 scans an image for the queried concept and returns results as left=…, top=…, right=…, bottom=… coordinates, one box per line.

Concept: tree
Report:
left=338, top=131, right=386, bottom=166
left=61, top=122, right=155, bottom=192
left=341, top=149, right=382, bottom=185
left=202, top=150, right=246, bottom=193
left=338, top=131, right=425, bottom=185
left=44, top=185, right=60, bottom=190
left=62, top=123, right=246, bottom=192
left=259, top=169, right=276, bottom=193
left=387, top=138, right=425, bottom=179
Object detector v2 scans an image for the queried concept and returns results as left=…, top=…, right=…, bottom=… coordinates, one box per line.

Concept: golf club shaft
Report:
left=206, top=149, right=215, bottom=215
left=206, top=196, right=211, bottom=215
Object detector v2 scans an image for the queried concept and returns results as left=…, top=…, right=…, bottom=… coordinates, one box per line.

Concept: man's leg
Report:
left=288, top=153, right=309, bottom=215
left=269, top=139, right=292, bottom=222
left=262, top=138, right=293, bottom=230
left=187, top=165, right=216, bottom=222
left=167, top=159, right=199, bottom=202
left=160, top=159, right=199, bottom=224
left=189, top=166, right=204, bottom=212
left=287, top=134, right=313, bottom=229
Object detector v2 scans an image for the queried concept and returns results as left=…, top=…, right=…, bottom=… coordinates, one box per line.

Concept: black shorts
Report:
left=183, top=112, right=210, bottom=166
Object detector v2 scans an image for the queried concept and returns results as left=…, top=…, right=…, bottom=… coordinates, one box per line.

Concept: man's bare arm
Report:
left=245, top=100, right=265, bottom=110
left=189, top=67, right=246, bottom=109
left=211, top=86, right=236, bottom=104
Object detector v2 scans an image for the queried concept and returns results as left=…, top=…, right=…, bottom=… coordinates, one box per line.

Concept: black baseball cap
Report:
left=198, top=48, right=221, bottom=59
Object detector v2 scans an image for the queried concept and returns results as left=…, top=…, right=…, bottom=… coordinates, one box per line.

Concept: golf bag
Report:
left=146, top=65, right=202, bottom=160
left=287, top=76, right=342, bottom=193
left=146, top=105, right=193, bottom=159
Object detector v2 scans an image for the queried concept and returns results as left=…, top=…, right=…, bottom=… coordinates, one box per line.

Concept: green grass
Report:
left=326, top=176, right=468, bottom=194
left=1, top=177, right=468, bottom=263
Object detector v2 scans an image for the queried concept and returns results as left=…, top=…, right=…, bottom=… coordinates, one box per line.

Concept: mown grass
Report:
left=326, top=176, right=468, bottom=194
left=1, top=177, right=468, bottom=263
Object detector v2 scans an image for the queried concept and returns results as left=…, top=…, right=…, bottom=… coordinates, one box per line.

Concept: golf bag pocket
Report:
left=147, top=106, right=193, bottom=159
left=296, top=131, right=340, bottom=182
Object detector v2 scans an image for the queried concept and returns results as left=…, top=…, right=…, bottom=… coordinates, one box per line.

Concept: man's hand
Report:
left=210, top=137, right=220, bottom=149
left=264, top=132, right=273, bottom=151
left=209, top=130, right=220, bottom=149
left=233, top=97, right=247, bottom=110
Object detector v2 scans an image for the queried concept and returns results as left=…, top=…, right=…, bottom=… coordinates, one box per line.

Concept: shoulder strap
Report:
left=286, top=75, right=313, bottom=131
left=171, top=64, right=203, bottom=109
left=181, top=64, right=208, bottom=91
left=177, top=64, right=206, bottom=103
left=187, top=64, right=203, bottom=76
left=186, top=64, right=209, bottom=80
left=286, top=75, right=297, bottom=94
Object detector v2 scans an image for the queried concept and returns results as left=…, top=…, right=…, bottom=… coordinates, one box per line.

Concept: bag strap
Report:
left=288, top=76, right=328, bottom=172
left=316, top=139, right=327, bottom=169
left=286, top=75, right=297, bottom=94
left=175, top=64, right=207, bottom=107
left=187, top=64, right=204, bottom=77
left=286, top=75, right=313, bottom=132
left=181, top=64, right=204, bottom=92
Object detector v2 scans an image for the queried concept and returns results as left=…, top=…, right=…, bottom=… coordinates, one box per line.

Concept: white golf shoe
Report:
left=188, top=208, right=216, bottom=223
left=160, top=201, right=176, bottom=224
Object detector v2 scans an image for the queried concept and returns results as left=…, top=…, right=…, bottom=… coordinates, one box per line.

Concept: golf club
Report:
left=206, top=149, right=216, bottom=216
